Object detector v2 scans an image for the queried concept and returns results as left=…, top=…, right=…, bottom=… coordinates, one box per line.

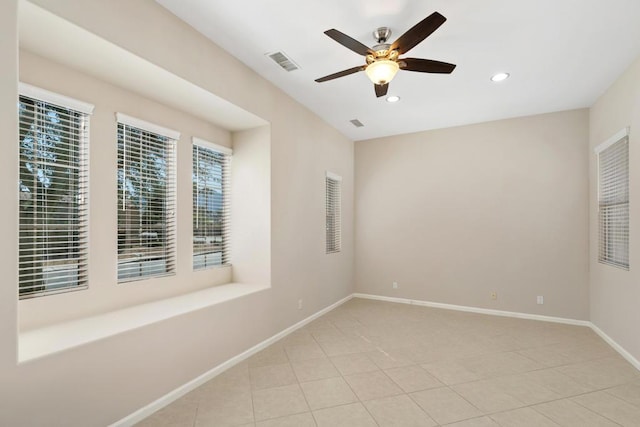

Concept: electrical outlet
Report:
left=298, top=299, right=303, bottom=310
left=491, top=292, right=497, bottom=300
left=537, top=296, right=544, bottom=305
left=392, top=282, right=398, bottom=289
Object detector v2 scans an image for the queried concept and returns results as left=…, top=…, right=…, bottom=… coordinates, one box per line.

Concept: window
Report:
left=326, top=172, right=342, bottom=254
left=596, top=128, right=629, bottom=270
left=192, top=138, right=232, bottom=269
left=117, top=113, right=178, bottom=282
left=18, top=84, right=93, bottom=299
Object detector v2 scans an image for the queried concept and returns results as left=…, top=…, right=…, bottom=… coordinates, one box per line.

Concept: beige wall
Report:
left=355, top=110, right=590, bottom=320
left=1, top=1, right=354, bottom=425
left=231, top=126, right=272, bottom=285
left=589, top=56, right=640, bottom=362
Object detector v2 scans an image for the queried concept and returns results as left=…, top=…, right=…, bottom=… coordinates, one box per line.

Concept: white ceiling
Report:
left=156, top=0, right=640, bottom=141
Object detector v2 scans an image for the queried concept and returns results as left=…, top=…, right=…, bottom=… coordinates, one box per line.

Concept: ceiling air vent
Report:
left=266, top=51, right=300, bottom=72
left=350, top=119, right=364, bottom=128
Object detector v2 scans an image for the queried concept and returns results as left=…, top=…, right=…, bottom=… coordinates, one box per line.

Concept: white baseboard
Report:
left=111, top=294, right=353, bottom=427
left=590, top=323, right=640, bottom=371
left=352, top=293, right=591, bottom=327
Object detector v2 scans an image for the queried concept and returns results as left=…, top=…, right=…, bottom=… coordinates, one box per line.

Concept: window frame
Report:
left=192, top=137, right=232, bottom=270
left=116, top=113, right=179, bottom=283
left=325, top=171, right=342, bottom=254
left=18, top=83, right=94, bottom=299
left=595, top=127, right=630, bottom=270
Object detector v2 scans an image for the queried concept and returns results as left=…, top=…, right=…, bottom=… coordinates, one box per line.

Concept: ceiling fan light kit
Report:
left=365, top=59, right=399, bottom=85
left=315, top=11, right=457, bottom=97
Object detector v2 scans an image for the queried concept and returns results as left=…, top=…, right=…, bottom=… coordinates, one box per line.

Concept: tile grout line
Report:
left=405, top=387, right=478, bottom=426
left=528, top=397, right=624, bottom=427
left=191, top=402, right=198, bottom=427
left=603, top=384, right=640, bottom=409
left=248, top=365, right=257, bottom=426
left=570, top=390, right=635, bottom=426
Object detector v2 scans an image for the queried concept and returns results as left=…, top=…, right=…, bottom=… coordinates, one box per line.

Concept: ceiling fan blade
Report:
left=391, top=12, right=447, bottom=55
left=400, top=58, right=456, bottom=74
left=324, top=29, right=373, bottom=56
left=315, top=65, right=366, bottom=82
left=375, top=83, right=389, bottom=98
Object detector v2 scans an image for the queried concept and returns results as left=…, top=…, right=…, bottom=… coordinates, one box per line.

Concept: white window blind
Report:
left=597, top=131, right=629, bottom=270
left=192, top=139, right=231, bottom=269
left=18, top=92, right=91, bottom=299
left=117, top=116, right=177, bottom=282
left=326, top=172, right=342, bottom=254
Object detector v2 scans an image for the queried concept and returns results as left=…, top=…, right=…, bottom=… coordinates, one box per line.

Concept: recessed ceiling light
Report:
left=386, top=95, right=400, bottom=103
left=491, top=72, right=510, bottom=82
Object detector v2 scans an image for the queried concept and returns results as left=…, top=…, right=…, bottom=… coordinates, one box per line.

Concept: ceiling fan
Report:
left=315, top=12, right=456, bottom=98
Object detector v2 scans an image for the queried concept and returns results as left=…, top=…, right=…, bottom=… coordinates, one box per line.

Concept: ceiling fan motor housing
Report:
left=371, top=26, right=397, bottom=63
left=373, top=27, right=392, bottom=43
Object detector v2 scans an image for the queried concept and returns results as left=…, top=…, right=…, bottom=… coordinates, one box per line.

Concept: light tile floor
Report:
left=137, top=298, right=640, bottom=426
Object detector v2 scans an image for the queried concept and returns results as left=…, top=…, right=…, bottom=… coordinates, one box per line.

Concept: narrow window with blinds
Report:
left=326, top=172, right=342, bottom=254
left=192, top=139, right=232, bottom=269
left=596, top=129, right=629, bottom=270
left=18, top=87, right=92, bottom=299
left=117, top=114, right=178, bottom=282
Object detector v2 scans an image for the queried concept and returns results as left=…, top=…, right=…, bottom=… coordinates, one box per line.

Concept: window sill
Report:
left=18, top=282, right=270, bottom=363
